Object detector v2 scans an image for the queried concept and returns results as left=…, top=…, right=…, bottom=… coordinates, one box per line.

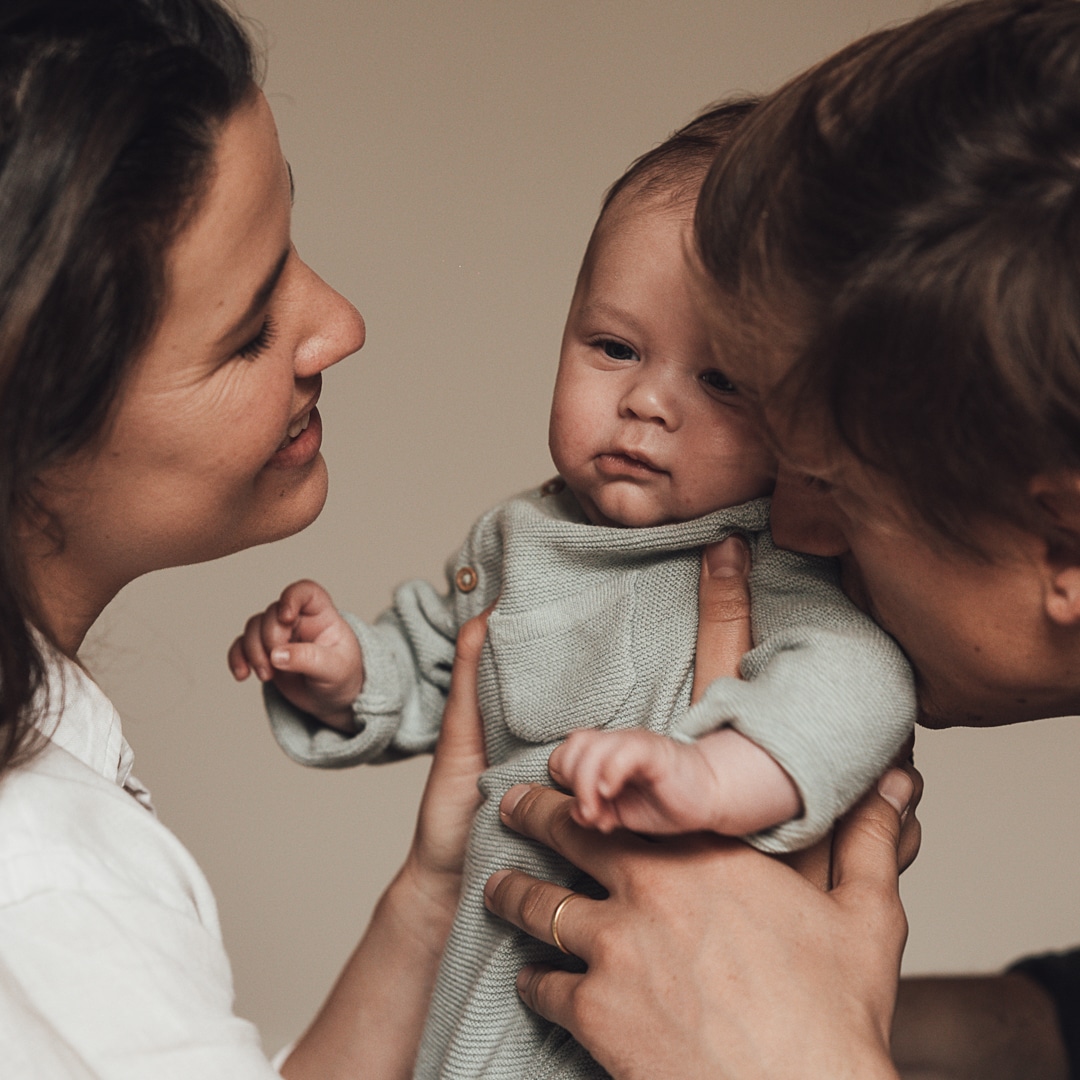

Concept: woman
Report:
left=0, top=2, right=486, bottom=1075
left=483, top=1, right=1080, bottom=1077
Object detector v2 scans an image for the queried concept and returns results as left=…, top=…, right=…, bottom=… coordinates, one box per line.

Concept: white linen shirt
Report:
left=0, top=657, right=282, bottom=1078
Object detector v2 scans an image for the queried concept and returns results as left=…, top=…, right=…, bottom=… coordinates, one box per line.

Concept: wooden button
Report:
left=540, top=477, right=565, bottom=496
left=455, top=566, right=478, bottom=593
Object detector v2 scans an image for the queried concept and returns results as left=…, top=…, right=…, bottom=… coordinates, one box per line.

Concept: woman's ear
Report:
left=1032, top=474, right=1080, bottom=625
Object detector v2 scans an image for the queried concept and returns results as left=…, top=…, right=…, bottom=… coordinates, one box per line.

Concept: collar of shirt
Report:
left=32, top=649, right=155, bottom=813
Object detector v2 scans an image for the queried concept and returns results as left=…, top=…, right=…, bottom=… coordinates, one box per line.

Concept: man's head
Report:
left=695, top=0, right=1080, bottom=726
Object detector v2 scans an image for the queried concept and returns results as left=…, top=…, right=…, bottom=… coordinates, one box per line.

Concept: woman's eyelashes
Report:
left=701, top=368, right=737, bottom=394
left=236, top=315, right=277, bottom=360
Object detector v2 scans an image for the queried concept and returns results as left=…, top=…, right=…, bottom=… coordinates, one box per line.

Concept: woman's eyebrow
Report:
left=216, top=247, right=290, bottom=346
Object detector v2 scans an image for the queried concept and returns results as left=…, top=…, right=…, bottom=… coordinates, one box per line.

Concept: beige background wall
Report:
left=82, top=0, right=1080, bottom=1055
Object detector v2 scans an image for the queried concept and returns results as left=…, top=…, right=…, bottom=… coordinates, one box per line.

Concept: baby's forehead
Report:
left=599, top=180, right=698, bottom=234
left=578, top=187, right=698, bottom=283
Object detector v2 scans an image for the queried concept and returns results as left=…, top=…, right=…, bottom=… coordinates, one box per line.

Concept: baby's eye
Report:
left=600, top=340, right=638, bottom=362
left=701, top=369, right=737, bottom=394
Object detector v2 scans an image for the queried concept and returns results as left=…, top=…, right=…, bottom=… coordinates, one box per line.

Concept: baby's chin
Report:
left=578, top=487, right=698, bottom=529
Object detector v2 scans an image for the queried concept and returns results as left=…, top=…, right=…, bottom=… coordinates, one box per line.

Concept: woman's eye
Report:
left=236, top=315, right=277, bottom=360
left=600, top=340, right=638, bottom=362
left=701, top=369, right=737, bottom=394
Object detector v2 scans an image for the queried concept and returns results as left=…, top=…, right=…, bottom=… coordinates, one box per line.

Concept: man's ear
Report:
left=1031, top=474, right=1080, bottom=625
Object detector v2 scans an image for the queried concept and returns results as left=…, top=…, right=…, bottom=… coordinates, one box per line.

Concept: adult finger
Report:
left=411, top=610, right=491, bottom=879
left=779, top=834, right=833, bottom=891
left=691, top=535, right=752, bottom=703
left=484, top=870, right=598, bottom=960
left=514, top=965, right=587, bottom=1035
left=435, top=610, right=490, bottom=767
left=498, top=784, right=648, bottom=884
left=831, top=769, right=912, bottom=901
left=897, top=760, right=924, bottom=873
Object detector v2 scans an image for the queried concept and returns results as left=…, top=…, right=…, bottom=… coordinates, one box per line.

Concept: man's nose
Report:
left=770, top=466, right=849, bottom=557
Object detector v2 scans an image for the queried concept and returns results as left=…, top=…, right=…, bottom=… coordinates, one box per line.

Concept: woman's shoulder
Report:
left=0, top=724, right=222, bottom=948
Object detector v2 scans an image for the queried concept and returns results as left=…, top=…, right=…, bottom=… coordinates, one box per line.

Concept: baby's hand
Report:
left=548, top=727, right=802, bottom=837
left=548, top=729, right=722, bottom=834
left=228, top=579, right=364, bottom=732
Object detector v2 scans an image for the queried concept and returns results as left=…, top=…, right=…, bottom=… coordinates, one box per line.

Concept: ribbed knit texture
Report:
left=266, top=483, right=915, bottom=1079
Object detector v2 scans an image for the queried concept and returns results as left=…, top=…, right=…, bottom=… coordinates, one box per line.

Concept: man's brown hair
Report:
left=696, top=0, right=1080, bottom=546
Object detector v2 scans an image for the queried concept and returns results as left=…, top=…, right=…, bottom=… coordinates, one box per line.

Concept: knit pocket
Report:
left=484, top=577, right=638, bottom=744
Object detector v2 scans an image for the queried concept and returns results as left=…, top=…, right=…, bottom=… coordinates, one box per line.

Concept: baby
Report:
left=231, top=99, right=915, bottom=1080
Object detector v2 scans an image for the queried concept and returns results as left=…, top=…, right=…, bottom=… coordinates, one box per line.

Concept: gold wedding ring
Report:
left=550, top=892, right=581, bottom=955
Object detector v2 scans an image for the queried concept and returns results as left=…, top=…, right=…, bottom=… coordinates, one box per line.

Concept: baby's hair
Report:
left=599, top=96, right=761, bottom=220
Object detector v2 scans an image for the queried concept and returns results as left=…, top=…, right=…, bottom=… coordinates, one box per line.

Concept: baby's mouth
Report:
left=598, top=450, right=664, bottom=474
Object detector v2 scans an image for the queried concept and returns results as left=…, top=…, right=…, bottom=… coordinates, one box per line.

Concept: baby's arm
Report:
left=548, top=727, right=801, bottom=836
left=229, top=579, right=364, bottom=732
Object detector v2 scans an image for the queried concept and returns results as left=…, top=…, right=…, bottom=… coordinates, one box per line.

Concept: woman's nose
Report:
left=770, top=466, right=850, bottom=557
left=293, top=260, right=365, bottom=378
left=619, top=369, right=680, bottom=429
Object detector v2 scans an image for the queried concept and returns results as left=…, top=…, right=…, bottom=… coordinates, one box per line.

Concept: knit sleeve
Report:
left=671, top=530, right=916, bottom=853
left=265, top=577, right=461, bottom=768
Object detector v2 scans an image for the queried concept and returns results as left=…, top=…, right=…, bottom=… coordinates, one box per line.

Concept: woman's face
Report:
left=39, top=91, right=364, bottom=623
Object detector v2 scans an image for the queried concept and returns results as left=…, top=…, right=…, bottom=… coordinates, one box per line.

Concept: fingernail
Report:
left=500, top=784, right=530, bottom=820
left=484, top=869, right=511, bottom=906
left=878, top=769, right=914, bottom=815
left=707, top=535, right=749, bottom=577
left=516, top=965, right=538, bottom=994
left=271, top=648, right=289, bottom=666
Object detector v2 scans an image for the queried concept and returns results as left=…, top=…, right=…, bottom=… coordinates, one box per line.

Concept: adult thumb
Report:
left=692, top=535, right=752, bottom=699
left=832, top=769, right=912, bottom=898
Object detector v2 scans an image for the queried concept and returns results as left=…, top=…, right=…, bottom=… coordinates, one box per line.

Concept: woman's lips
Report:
left=595, top=450, right=664, bottom=476
left=268, top=406, right=322, bottom=469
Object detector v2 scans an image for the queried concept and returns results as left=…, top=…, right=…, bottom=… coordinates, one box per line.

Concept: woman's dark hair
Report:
left=0, top=0, right=256, bottom=771
left=696, top=0, right=1080, bottom=549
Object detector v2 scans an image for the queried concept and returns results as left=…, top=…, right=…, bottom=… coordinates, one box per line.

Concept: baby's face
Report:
left=549, top=199, right=774, bottom=527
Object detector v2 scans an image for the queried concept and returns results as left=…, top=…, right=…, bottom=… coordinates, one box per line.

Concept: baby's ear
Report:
left=1031, top=473, right=1080, bottom=625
